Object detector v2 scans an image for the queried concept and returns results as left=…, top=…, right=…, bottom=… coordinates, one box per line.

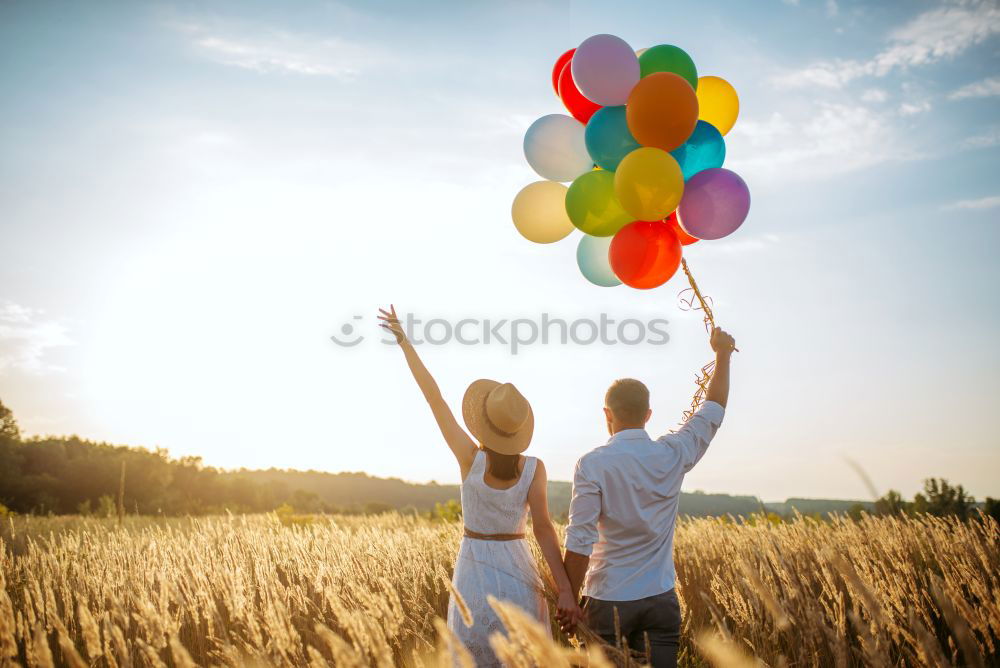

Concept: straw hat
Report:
left=462, top=380, right=534, bottom=455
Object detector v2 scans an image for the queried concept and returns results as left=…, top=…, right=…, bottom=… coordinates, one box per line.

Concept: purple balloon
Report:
left=571, top=34, right=640, bottom=107
left=677, top=168, right=751, bottom=240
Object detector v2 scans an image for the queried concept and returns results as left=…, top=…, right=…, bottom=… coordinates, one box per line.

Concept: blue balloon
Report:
left=576, top=234, right=621, bottom=287
left=670, top=120, right=726, bottom=180
left=584, top=106, right=640, bottom=171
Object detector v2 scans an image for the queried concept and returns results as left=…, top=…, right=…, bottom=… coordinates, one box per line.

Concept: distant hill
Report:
left=765, top=498, right=875, bottom=516
left=235, top=469, right=461, bottom=512
left=232, top=469, right=860, bottom=519
left=0, top=397, right=871, bottom=518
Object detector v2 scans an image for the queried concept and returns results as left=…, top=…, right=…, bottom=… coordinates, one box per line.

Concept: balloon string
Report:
left=678, top=258, right=717, bottom=423
left=678, top=257, right=716, bottom=332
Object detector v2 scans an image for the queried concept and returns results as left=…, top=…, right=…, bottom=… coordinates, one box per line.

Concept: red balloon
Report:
left=609, top=220, right=682, bottom=289
left=666, top=212, right=698, bottom=245
left=552, top=49, right=575, bottom=96
left=558, top=61, right=601, bottom=124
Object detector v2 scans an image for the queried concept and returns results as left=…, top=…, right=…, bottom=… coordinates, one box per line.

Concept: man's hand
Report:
left=555, top=590, right=583, bottom=634
left=706, top=326, right=735, bottom=408
left=710, top=326, right=736, bottom=356
left=559, top=549, right=590, bottom=634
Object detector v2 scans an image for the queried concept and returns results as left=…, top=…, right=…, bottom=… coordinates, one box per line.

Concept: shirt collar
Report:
left=607, top=428, right=650, bottom=445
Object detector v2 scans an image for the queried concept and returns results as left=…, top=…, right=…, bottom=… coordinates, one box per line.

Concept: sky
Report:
left=1, top=0, right=998, bottom=501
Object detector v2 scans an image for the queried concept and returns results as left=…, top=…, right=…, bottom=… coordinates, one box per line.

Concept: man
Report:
left=561, top=326, right=735, bottom=667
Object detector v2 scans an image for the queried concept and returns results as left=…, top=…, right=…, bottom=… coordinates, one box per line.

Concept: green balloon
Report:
left=638, top=44, right=698, bottom=90
left=565, top=170, right=632, bottom=237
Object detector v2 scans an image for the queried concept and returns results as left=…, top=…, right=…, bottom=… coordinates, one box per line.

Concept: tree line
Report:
left=0, top=399, right=350, bottom=516
left=858, top=478, right=1000, bottom=521
left=2, top=398, right=998, bottom=521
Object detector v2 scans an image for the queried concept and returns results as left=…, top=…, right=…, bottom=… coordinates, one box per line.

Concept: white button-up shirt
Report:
left=565, top=401, right=725, bottom=601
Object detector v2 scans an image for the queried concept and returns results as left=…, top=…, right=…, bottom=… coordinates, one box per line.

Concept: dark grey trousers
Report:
left=583, top=589, right=681, bottom=668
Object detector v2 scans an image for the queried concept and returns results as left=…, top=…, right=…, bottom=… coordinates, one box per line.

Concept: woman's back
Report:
left=378, top=306, right=575, bottom=666
left=449, top=450, right=547, bottom=666
left=462, top=451, right=537, bottom=535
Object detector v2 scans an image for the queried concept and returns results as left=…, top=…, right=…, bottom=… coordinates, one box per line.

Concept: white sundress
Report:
left=447, top=450, right=550, bottom=666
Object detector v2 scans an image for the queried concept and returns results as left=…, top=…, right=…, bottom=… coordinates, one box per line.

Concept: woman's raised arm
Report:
left=378, top=305, right=478, bottom=477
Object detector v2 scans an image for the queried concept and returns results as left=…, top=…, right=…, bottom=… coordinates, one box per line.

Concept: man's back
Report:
left=559, top=328, right=736, bottom=668
left=565, top=401, right=725, bottom=601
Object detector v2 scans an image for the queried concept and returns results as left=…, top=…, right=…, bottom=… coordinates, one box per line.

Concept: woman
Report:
left=378, top=305, right=578, bottom=666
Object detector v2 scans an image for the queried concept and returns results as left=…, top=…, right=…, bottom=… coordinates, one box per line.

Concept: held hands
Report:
left=555, top=590, right=584, bottom=634
left=377, top=305, right=406, bottom=345
left=710, top=326, right=736, bottom=357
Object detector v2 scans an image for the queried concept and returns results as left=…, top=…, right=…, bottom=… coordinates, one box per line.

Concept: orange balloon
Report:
left=665, top=212, right=698, bottom=245
left=609, top=220, right=682, bottom=289
left=626, top=72, right=699, bottom=151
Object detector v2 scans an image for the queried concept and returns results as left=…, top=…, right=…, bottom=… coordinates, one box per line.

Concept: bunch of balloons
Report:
left=512, top=34, right=750, bottom=289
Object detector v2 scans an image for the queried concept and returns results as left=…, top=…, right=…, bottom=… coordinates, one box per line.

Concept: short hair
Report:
left=605, top=378, right=650, bottom=424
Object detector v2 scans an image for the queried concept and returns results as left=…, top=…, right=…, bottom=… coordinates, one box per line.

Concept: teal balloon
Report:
left=670, top=120, right=726, bottom=180
left=584, top=106, right=640, bottom=171
left=576, top=234, right=621, bottom=287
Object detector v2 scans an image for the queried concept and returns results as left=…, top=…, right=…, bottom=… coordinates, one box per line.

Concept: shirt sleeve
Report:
left=565, top=457, right=601, bottom=556
left=655, top=400, right=725, bottom=472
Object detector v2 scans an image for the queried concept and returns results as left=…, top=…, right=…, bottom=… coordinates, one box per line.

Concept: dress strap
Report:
left=463, top=449, right=486, bottom=484
left=518, top=456, right=538, bottom=491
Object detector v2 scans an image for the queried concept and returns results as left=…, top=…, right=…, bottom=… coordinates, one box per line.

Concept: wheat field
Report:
left=1, top=512, right=997, bottom=667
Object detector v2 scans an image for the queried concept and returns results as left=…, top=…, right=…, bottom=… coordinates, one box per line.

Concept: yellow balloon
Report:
left=696, top=76, right=739, bottom=136
left=613, top=147, right=684, bottom=222
left=511, top=181, right=575, bottom=244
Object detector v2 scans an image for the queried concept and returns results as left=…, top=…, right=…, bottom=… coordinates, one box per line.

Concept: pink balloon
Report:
left=571, top=34, right=640, bottom=106
left=677, top=168, right=751, bottom=241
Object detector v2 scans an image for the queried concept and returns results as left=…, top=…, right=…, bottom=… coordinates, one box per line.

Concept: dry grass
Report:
left=1, top=512, right=997, bottom=667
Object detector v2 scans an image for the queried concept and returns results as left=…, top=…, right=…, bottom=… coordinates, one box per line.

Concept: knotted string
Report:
left=677, top=258, right=717, bottom=423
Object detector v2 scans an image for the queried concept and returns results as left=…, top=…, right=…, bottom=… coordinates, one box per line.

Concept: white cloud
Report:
left=861, top=88, right=888, bottom=103
left=961, top=127, right=1000, bottom=148
left=727, top=103, right=918, bottom=182
left=695, top=234, right=782, bottom=256
left=949, top=76, right=1000, bottom=100
left=826, top=0, right=840, bottom=17
left=0, top=302, right=73, bottom=374
left=173, top=22, right=390, bottom=79
left=899, top=100, right=932, bottom=115
left=941, top=195, right=1000, bottom=211
left=774, top=0, right=1000, bottom=88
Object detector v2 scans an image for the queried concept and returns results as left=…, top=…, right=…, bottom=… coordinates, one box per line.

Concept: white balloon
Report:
left=523, top=114, right=592, bottom=182
left=571, top=34, right=640, bottom=106
left=576, top=234, right=621, bottom=287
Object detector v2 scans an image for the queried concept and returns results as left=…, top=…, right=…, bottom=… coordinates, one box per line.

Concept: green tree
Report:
left=912, top=478, right=975, bottom=519
left=983, top=497, right=1000, bottom=523
left=0, top=398, right=20, bottom=441
left=875, top=490, right=909, bottom=516
left=433, top=499, right=462, bottom=522
left=97, top=495, right=116, bottom=518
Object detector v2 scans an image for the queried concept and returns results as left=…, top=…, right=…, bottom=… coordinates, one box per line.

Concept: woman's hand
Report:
left=556, top=590, right=583, bottom=634
left=377, top=305, right=406, bottom=345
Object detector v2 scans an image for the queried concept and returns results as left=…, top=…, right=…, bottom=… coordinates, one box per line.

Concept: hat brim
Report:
left=462, top=379, right=534, bottom=456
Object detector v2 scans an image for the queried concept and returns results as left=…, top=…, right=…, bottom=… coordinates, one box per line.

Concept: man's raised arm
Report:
left=706, top=326, right=735, bottom=408
left=655, top=327, right=734, bottom=471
